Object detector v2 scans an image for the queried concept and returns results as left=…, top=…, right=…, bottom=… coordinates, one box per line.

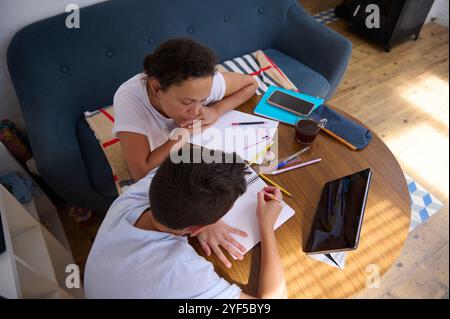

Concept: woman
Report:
left=113, top=38, right=258, bottom=267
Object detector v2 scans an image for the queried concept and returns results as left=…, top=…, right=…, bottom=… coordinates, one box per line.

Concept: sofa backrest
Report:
left=8, top=0, right=297, bottom=123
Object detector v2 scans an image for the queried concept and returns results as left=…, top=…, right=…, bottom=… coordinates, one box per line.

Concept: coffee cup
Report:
left=295, top=117, right=327, bottom=145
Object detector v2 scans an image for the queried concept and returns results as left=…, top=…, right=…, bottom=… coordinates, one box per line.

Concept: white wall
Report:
left=0, top=0, right=108, bottom=131
left=427, top=0, right=449, bottom=27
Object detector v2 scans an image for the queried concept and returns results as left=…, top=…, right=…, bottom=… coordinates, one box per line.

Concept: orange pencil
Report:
left=321, top=127, right=358, bottom=151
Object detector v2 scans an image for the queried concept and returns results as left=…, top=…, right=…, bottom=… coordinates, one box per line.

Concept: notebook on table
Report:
left=222, top=166, right=295, bottom=254
left=254, top=86, right=324, bottom=126
left=189, top=110, right=279, bottom=164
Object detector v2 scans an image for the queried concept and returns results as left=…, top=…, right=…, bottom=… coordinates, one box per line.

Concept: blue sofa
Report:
left=7, top=0, right=351, bottom=211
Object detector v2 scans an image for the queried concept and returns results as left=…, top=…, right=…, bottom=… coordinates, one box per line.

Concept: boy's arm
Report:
left=257, top=224, right=287, bottom=298
left=240, top=187, right=288, bottom=299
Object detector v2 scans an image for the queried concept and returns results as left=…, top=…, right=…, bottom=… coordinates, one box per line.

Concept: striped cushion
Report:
left=217, top=50, right=298, bottom=95
left=84, top=107, right=133, bottom=194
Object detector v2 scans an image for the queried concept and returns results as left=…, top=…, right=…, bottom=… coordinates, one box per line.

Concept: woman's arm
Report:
left=118, top=119, right=217, bottom=181
left=214, top=72, right=258, bottom=116
left=117, top=132, right=185, bottom=181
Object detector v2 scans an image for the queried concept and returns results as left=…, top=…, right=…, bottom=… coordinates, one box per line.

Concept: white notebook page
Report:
left=222, top=167, right=295, bottom=254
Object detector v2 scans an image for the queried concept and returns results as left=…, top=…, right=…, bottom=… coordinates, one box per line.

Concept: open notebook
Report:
left=222, top=167, right=295, bottom=254
left=190, top=110, right=279, bottom=164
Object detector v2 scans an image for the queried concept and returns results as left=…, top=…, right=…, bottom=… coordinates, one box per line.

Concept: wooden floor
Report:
left=299, top=0, right=449, bottom=298
left=58, top=1, right=449, bottom=298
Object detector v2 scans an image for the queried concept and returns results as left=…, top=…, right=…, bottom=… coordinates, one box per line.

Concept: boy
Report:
left=84, top=149, right=287, bottom=298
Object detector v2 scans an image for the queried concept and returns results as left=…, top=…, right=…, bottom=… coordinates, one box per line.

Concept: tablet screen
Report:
left=304, top=168, right=372, bottom=254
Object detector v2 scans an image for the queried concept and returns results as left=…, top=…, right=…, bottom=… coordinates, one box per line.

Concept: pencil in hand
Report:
left=265, top=192, right=282, bottom=205
left=262, top=186, right=283, bottom=207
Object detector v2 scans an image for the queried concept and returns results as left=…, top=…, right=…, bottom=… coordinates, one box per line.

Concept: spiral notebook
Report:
left=222, top=167, right=295, bottom=254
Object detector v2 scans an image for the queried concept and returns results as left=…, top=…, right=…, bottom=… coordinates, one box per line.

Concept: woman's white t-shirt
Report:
left=112, top=72, right=226, bottom=151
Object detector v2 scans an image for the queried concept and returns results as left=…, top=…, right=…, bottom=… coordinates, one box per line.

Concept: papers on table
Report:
left=189, top=110, right=279, bottom=164
left=308, top=252, right=347, bottom=270
left=222, top=167, right=295, bottom=254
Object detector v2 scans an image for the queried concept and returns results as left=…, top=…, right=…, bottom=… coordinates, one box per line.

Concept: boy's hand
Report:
left=257, top=187, right=283, bottom=233
left=196, top=219, right=248, bottom=268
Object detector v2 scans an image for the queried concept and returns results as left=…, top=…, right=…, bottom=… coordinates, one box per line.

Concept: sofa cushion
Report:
left=84, top=106, right=134, bottom=195
left=263, top=49, right=330, bottom=99
left=76, top=118, right=118, bottom=197
left=216, top=49, right=298, bottom=94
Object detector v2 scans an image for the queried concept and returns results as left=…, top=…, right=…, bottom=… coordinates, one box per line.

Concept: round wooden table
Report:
left=192, top=96, right=411, bottom=298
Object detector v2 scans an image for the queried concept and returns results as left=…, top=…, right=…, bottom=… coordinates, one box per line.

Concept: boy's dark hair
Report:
left=143, top=38, right=217, bottom=91
left=149, top=147, right=248, bottom=230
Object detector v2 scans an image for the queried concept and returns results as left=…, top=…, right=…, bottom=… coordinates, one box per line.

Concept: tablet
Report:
left=304, top=168, right=373, bottom=255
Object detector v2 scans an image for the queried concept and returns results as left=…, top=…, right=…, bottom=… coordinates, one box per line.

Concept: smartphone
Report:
left=267, top=90, right=315, bottom=116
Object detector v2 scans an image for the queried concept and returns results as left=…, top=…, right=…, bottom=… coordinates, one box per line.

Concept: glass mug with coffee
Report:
left=295, top=117, right=327, bottom=145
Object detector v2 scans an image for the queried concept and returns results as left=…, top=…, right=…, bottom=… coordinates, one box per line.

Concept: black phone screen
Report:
left=304, top=168, right=372, bottom=254
left=267, top=90, right=315, bottom=115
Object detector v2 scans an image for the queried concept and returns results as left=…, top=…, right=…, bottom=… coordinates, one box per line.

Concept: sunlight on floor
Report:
left=386, top=123, right=449, bottom=197
left=400, top=75, right=449, bottom=127
left=386, top=73, right=450, bottom=201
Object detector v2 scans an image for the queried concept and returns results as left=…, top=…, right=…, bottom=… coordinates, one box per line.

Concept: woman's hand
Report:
left=188, top=106, right=220, bottom=127
left=186, top=119, right=217, bottom=135
left=196, top=219, right=248, bottom=268
left=174, top=119, right=217, bottom=140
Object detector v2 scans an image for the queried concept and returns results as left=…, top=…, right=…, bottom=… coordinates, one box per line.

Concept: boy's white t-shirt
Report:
left=112, top=72, right=226, bottom=151
left=84, top=170, right=242, bottom=299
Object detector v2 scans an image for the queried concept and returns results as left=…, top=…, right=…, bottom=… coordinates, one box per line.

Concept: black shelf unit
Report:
left=338, top=0, right=435, bottom=52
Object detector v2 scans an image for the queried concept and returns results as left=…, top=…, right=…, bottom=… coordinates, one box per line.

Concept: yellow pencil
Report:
left=258, top=173, right=293, bottom=197
left=248, top=141, right=274, bottom=166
